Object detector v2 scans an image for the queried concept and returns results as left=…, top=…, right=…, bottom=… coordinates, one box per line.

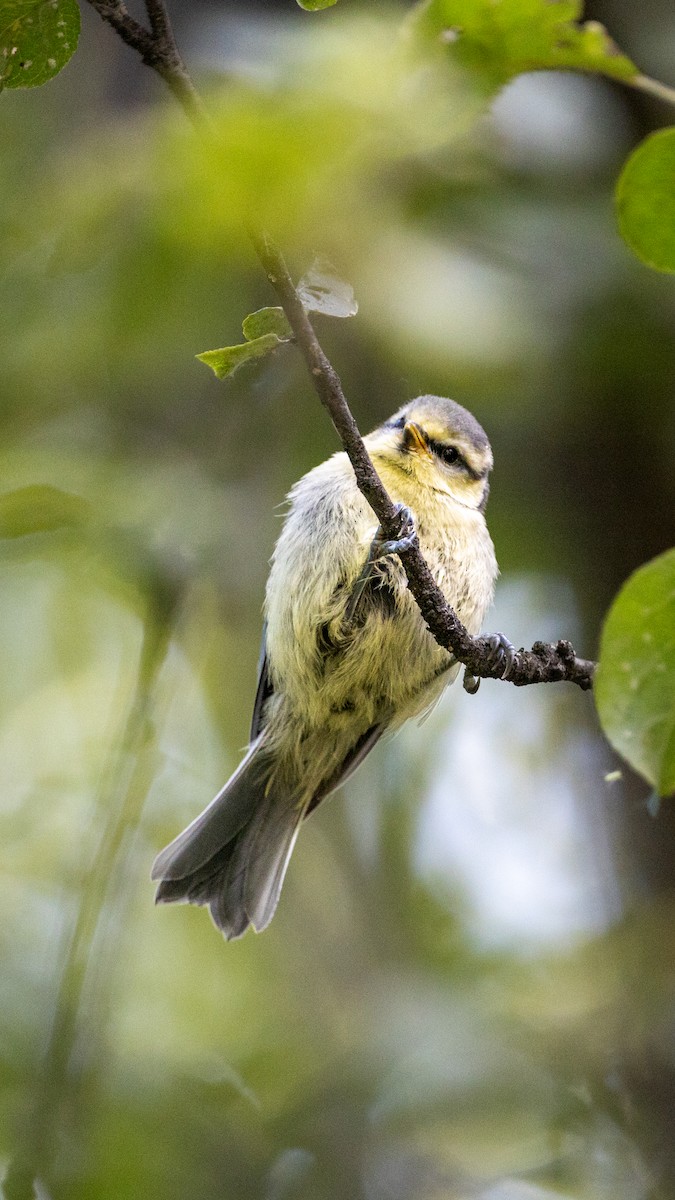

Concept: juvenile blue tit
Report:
left=152, top=395, right=498, bottom=938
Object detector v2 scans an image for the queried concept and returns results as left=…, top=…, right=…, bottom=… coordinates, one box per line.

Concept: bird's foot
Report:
left=376, top=504, right=416, bottom=557
left=485, top=632, right=517, bottom=679
left=464, top=633, right=516, bottom=693
left=345, top=505, right=416, bottom=624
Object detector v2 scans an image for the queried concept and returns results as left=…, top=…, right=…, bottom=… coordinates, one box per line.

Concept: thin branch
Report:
left=251, top=231, right=596, bottom=692
left=144, top=0, right=172, bottom=42
left=249, top=230, right=403, bottom=528
left=85, top=0, right=208, bottom=128
left=83, top=3, right=596, bottom=692
left=629, top=73, right=675, bottom=109
left=85, top=0, right=155, bottom=58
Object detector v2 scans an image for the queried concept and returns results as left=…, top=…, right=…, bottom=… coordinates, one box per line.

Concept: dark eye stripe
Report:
left=428, top=438, right=484, bottom=480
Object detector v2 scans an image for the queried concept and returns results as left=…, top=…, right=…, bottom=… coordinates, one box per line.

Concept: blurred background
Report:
left=1, top=1, right=675, bottom=1197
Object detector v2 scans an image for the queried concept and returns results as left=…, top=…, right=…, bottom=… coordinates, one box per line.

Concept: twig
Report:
left=144, top=0, right=172, bottom=42
left=251, top=231, right=596, bottom=691
left=249, top=230, right=403, bottom=526
left=83, top=2, right=596, bottom=692
left=85, top=0, right=208, bottom=127
left=629, top=73, right=675, bottom=109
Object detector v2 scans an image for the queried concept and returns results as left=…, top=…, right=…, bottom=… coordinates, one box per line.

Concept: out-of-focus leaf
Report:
left=30, top=11, right=478, bottom=328
left=297, top=0, right=339, bottom=9
left=595, top=548, right=675, bottom=798
left=196, top=334, right=284, bottom=380
left=0, top=0, right=80, bottom=91
left=0, top=485, right=89, bottom=538
left=148, top=86, right=368, bottom=256
left=411, top=0, right=638, bottom=94
left=241, top=307, right=292, bottom=341
left=297, top=259, right=358, bottom=317
left=615, top=128, right=675, bottom=274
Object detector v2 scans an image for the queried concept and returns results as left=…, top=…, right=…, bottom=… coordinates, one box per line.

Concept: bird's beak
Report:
left=403, top=422, right=430, bottom=456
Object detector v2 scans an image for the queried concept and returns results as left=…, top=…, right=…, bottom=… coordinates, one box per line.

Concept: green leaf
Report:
left=198, top=308, right=294, bottom=381
left=296, top=0, right=339, bottom=10
left=412, top=0, right=638, bottom=94
left=297, top=260, right=358, bottom=318
left=0, top=0, right=80, bottom=91
left=0, top=485, right=89, bottom=537
left=595, top=548, right=675, bottom=798
left=242, top=307, right=292, bottom=341
left=196, top=334, right=284, bottom=380
left=197, top=265, right=357, bottom=383
left=615, top=128, right=675, bottom=274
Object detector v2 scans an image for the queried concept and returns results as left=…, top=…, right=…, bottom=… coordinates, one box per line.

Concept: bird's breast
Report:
left=264, top=455, right=497, bottom=731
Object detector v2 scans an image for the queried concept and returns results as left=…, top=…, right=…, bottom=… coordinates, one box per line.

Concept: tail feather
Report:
left=152, top=742, right=304, bottom=940
left=151, top=737, right=267, bottom=883
left=241, top=790, right=304, bottom=932
left=205, top=790, right=304, bottom=937
left=154, top=840, right=234, bottom=906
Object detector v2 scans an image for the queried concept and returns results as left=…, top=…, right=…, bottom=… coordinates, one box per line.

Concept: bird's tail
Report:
left=151, top=739, right=304, bottom=939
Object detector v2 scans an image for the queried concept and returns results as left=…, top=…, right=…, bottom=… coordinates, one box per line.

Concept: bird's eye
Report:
left=438, top=445, right=460, bottom=466
left=387, top=416, right=406, bottom=430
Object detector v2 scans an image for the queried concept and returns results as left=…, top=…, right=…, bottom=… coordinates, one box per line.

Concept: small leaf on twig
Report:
left=595, top=548, right=675, bottom=798
left=196, top=334, right=284, bottom=380
left=197, top=267, right=357, bottom=383
left=0, top=0, right=80, bottom=91
left=197, top=303, right=294, bottom=380
left=242, top=307, right=292, bottom=341
left=297, top=259, right=358, bottom=318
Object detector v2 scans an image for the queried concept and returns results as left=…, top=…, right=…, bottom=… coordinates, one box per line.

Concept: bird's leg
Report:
left=463, top=632, right=517, bottom=694
left=344, top=504, right=416, bottom=625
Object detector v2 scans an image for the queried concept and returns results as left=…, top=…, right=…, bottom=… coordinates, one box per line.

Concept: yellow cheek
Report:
left=443, top=472, right=486, bottom=509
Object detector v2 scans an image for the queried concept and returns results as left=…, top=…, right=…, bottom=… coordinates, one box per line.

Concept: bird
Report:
left=152, top=394, right=503, bottom=939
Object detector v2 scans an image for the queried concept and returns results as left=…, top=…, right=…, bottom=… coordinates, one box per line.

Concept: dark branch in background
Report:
left=83, top=0, right=596, bottom=692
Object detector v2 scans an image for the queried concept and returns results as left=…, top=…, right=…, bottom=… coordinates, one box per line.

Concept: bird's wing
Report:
left=304, top=722, right=385, bottom=817
left=250, top=620, right=274, bottom=743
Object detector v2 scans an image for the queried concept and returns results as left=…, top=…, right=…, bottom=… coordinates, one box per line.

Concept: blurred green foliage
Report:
left=616, top=127, right=675, bottom=272
left=411, top=0, right=638, bottom=92
left=1, top=2, right=675, bottom=1199
left=596, top=549, right=675, bottom=797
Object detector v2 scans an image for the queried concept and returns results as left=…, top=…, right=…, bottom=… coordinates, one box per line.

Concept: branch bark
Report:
left=85, top=0, right=208, bottom=126
left=83, top=1, right=597, bottom=692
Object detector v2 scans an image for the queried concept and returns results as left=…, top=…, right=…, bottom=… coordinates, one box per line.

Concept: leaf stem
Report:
left=629, top=73, right=675, bottom=110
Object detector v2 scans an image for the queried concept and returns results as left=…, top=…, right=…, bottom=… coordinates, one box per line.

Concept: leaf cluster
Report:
left=197, top=261, right=357, bottom=379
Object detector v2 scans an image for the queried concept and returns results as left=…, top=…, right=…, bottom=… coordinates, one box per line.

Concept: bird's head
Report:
left=366, top=395, right=493, bottom=512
